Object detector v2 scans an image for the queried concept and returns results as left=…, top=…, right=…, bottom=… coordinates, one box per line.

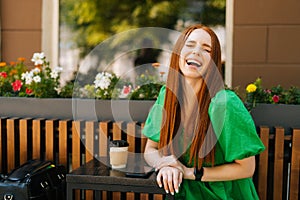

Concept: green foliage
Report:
left=130, top=83, right=163, bottom=100
left=200, top=0, right=226, bottom=25
left=244, top=78, right=300, bottom=110
left=60, top=0, right=186, bottom=56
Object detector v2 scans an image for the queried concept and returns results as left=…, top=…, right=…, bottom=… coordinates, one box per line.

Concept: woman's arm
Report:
left=144, top=139, right=256, bottom=195
left=201, top=156, right=256, bottom=181
left=172, top=156, right=256, bottom=182
left=144, top=139, right=183, bottom=195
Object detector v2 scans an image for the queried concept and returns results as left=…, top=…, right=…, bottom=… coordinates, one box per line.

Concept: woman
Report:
left=142, top=24, right=265, bottom=199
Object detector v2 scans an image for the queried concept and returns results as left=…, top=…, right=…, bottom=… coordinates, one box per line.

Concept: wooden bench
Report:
left=0, top=117, right=299, bottom=199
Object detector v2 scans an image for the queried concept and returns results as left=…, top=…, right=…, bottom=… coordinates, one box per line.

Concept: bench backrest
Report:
left=0, top=117, right=299, bottom=200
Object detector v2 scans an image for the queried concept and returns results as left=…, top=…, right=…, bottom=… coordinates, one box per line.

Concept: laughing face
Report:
left=179, top=28, right=212, bottom=81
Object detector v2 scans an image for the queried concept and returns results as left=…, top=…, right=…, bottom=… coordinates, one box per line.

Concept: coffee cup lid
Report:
left=110, top=140, right=129, bottom=147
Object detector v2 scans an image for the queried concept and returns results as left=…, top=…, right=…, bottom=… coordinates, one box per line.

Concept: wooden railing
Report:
left=256, top=127, right=300, bottom=200
left=0, top=117, right=299, bottom=200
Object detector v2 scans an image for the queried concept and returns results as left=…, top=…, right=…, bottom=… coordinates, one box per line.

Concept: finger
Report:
left=172, top=170, right=180, bottom=194
left=156, top=170, right=163, bottom=188
left=162, top=171, right=170, bottom=194
left=166, top=170, right=174, bottom=195
left=178, top=171, right=183, bottom=188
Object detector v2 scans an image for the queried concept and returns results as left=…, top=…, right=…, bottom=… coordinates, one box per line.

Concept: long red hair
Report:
left=158, top=24, right=223, bottom=169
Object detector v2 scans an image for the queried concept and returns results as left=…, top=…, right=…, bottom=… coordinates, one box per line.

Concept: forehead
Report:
left=186, top=29, right=211, bottom=45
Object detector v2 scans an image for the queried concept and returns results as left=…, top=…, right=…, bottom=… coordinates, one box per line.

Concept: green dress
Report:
left=142, top=86, right=265, bottom=200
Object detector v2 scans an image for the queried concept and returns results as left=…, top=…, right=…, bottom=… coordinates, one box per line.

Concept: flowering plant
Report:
left=80, top=65, right=166, bottom=100
left=245, top=77, right=300, bottom=110
left=81, top=72, right=133, bottom=100
left=0, top=52, right=63, bottom=98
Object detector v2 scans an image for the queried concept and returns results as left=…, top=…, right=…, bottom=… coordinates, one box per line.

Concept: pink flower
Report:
left=12, top=80, right=23, bottom=92
left=0, top=72, right=7, bottom=78
left=264, top=89, right=272, bottom=94
left=272, top=95, right=280, bottom=103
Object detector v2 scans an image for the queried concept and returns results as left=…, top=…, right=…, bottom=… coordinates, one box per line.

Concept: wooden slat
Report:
left=32, top=119, right=42, bottom=160
left=99, top=122, right=109, bottom=200
left=7, top=118, right=15, bottom=172
left=273, top=127, right=285, bottom=200
left=72, top=121, right=82, bottom=200
left=85, top=121, right=95, bottom=162
left=289, top=129, right=300, bottom=200
left=141, top=123, right=147, bottom=153
left=112, top=122, right=123, bottom=140
left=85, top=121, right=95, bottom=200
left=0, top=118, right=2, bottom=173
left=72, top=121, right=82, bottom=170
left=45, top=120, right=55, bottom=161
left=127, top=122, right=136, bottom=153
left=59, top=120, right=68, bottom=167
left=154, top=194, right=164, bottom=200
left=258, top=126, right=269, bottom=200
left=19, top=119, right=29, bottom=165
left=99, top=121, right=110, bottom=157
left=112, top=122, right=123, bottom=200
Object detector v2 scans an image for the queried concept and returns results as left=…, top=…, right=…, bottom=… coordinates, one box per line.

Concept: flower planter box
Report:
left=250, top=103, right=300, bottom=134
left=0, top=97, right=155, bottom=122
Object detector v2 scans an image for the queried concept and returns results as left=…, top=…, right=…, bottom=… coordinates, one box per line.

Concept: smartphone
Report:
left=125, top=166, right=154, bottom=178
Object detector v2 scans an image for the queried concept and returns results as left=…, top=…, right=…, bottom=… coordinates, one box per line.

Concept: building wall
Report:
left=1, top=0, right=42, bottom=65
left=233, top=0, right=300, bottom=89
left=1, top=0, right=300, bottom=90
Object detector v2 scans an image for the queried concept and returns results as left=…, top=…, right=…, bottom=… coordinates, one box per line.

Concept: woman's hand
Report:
left=156, top=166, right=183, bottom=195
left=154, top=155, right=184, bottom=173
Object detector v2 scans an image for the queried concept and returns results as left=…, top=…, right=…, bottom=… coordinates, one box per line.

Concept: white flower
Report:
left=31, top=67, right=41, bottom=74
left=50, top=66, right=63, bottom=79
left=21, top=71, right=33, bottom=85
left=94, top=72, right=112, bottom=90
left=33, top=75, right=41, bottom=83
left=31, top=52, right=45, bottom=65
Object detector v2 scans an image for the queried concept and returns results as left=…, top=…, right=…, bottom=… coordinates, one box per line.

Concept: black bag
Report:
left=0, top=159, right=66, bottom=200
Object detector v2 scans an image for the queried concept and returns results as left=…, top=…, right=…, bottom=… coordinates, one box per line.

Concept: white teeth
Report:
left=186, top=59, right=202, bottom=68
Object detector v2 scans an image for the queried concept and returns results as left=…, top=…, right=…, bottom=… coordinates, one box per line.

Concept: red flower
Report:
left=272, top=95, right=280, bottom=103
left=12, top=80, right=23, bottom=92
left=0, top=72, right=7, bottom=78
left=26, top=88, right=33, bottom=95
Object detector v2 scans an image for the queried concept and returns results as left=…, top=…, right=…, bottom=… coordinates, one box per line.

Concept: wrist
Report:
left=194, top=167, right=204, bottom=181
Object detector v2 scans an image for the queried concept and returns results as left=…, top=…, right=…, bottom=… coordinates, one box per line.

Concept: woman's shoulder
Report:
left=155, top=85, right=166, bottom=105
left=212, top=89, right=240, bottom=103
left=210, top=89, right=244, bottom=109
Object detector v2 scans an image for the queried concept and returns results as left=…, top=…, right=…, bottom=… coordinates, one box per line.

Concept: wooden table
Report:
left=66, top=156, right=174, bottom=200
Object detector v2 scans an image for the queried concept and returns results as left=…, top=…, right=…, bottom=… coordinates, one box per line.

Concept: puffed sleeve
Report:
left=209, top=90, right=265, bottom=162
left=142, top=85, right=166, bottom=142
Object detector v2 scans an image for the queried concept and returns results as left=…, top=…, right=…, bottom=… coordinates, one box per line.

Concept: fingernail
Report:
left=171, top=192, right=174, bottom=195
left=165, top=190, right=169, bottom=194
left=159, top=184, right=162, bottom=188
left=178, top=183, right=181, bottom=187
left=175, top=189, right=179, bottom=193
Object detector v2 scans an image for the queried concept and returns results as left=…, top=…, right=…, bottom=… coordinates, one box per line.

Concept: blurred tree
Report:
left=59, top=0, right=226, bottom=86
left=60, top=0, right=186, bottom=57
left=201, top=0, right=226, bottom=25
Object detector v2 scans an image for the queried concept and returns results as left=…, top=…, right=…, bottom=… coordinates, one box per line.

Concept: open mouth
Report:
left=186, top=59, right=202, bottom=68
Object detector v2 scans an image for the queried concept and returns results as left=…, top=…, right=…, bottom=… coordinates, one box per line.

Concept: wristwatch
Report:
left=194, top=167, right=204, bottom=181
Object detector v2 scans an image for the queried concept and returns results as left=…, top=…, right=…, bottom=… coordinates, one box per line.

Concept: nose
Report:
left=192, top=45, right=203, bottom=56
